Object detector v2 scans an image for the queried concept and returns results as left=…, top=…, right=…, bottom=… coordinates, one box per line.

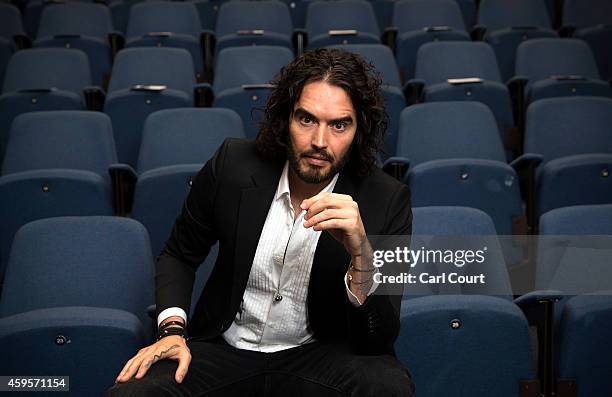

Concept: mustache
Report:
left=300, top=149, right=334, bottom=162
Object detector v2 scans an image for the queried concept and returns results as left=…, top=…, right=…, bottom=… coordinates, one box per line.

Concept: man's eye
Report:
left=332, top=122, right=347, bottom=131
left=300, top=116, right=314, bottom=125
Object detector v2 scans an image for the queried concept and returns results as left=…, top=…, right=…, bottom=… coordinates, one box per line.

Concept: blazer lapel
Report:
left=232, top=161, right=284, bottom=298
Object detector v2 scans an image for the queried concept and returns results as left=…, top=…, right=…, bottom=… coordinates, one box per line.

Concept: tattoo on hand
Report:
left=144, top=344, right=180, bottom=369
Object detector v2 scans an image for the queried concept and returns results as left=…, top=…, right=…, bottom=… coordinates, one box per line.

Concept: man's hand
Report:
left=115, top=335, right=191, bottom=384
left=301, top=192, right=368, bottom=258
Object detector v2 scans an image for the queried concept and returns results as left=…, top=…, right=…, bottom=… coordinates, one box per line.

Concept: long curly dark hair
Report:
left=255, top=48, right=388, bottom=176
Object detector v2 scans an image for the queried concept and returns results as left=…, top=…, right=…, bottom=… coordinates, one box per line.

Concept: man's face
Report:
left=288, top=80, right=357, bottom=184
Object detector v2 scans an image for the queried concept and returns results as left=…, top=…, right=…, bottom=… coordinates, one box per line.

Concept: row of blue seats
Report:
left=1, top=0, right=611, bottom=87
left=1, top=204, right=611, bottom=396
left=1, top=39, right=610, bottom=169
left=1, top=98, right=610, bottom=276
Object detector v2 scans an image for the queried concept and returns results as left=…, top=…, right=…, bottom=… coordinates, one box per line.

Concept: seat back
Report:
left=397, top=102, right=507, bottom=165
left=515, top=38, right=602, bottom=82
left=107, top=47, right=196, bottom=95
left=415, top=41, right=503, bottom=84
left=0, top=3, right=24, bottom=38
left=37, top=2, right=114, bottom=39
left=2, top=48, right=91, bottom=95
left=1, top=111, right=117, bottom=178
left=137, top=108, right=244, bottom=173
left=393, top=0, right=466, bottom=33
left=329, top=43, right=402, bottom=88
left=0, top=216, right=155, bottom=328
left=563, top=0, right=612, bottom=28
left=478, top=0, right=552, bottom=31
left=126, top=1, right=201, bottom=38
left=216, top=0, right=293, bottom=39
left=524, top=96, right=612, bottom=164
left=306, top=0, right=380, bottom=46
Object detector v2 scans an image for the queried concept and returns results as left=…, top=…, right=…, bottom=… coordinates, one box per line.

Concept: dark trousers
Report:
left=105, top=337, right=414, bottom=397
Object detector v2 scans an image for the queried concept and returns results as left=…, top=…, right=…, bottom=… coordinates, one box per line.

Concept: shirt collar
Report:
left=275, top=161, right=339, bottom=201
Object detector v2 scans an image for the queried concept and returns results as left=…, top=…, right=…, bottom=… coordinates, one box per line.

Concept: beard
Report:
left=287, top=140, right=352, bottom=184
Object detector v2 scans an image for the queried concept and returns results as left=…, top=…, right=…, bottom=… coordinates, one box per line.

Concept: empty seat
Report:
left=520, top=96, right=612, bottom=215
left=328, top=43, right=405, bottom=158
left=129, top=108, right=244, bottom=254
left=125, top=1, right=205, bottom=79
left=0, top=216, right=155, bottom=334
left=215, top=0, right=293, bottom=54
left=104, top=47, right=199, bottom=167
left=0, top=4, right=24, bottom=84
left=556, top=292, right=612, bottom=397
left=563, top=0, right=612, bottom=80
left=409, top=41, right=515, bottom=157
left=514, top=38, right=611, bottom=105
left=396, top=294, right=536, bottom=397
left=476, top=0, right=558, bottom=82
left=213, top=45, right=293, bottom=138
left=0, top=48, right=93, bottom=163
left=0, top=306, right=147, bottom=396
left=388, top=102, right=525, bottom=239
left=34, top=2, right=117, bottom=86
left=0, top=111, right=118, bottom=275
left=393, top=0, right=469, bottom=81
left=305, top=0, right=380, bottom=48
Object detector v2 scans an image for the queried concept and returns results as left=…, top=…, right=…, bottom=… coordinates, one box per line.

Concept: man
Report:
left=107, top=48, right=414, bottom=396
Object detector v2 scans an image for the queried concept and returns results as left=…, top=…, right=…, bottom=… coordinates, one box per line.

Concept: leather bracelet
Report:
left=156, top=326, right=186, bottom=341
left=159, top=320, right=185, bottom=329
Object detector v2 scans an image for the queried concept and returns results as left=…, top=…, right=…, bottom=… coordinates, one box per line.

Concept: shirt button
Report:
left=274, top=255, right=283, bottom=265
left=274, top=293, right=283, bottom=302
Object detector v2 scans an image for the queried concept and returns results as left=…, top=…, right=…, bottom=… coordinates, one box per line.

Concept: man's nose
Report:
left=311, top=124, right=328, bottom=148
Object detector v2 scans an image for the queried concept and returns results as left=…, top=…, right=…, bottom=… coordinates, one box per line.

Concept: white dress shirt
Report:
left=158, top=162, right=374, bottom=352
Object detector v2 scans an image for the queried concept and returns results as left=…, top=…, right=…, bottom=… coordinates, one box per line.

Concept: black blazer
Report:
left=156, top=139, right=412, bottom=355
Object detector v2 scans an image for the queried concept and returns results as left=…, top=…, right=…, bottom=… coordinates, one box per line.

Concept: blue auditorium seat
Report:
left=305, top=0, right=381, bottom=48
left=393, top=0, right=469, bottom=81
left=0, top=111, right=118, bottom=275
left=409, top=41, right=515, bottom=157
left=0, top=306, right=147, bottom=396
left=212, top=45, right=293, bottom=138
left=125, top=1, right=205, bottom=80
left=0, top=3, right=23, bottom=102
left=33, top=2, right=117, bottom=86
left=214, top=0, right=294, bottom=54
left=327, top=43, right=405, bottom=158
left=0, top=48, right=92, bottom=164
left=397, top=207, right=535, bottom=397
left=476, top=0, right=558, bottom=82
left=520, top=96, right=612, bottom=215
left=129, top=108, right=244, bottom=255
left=104, top=47, right=200, bottom=167
left=387, top=102, right=525, bottom=240
left=513, top=38, right=611, bottom=105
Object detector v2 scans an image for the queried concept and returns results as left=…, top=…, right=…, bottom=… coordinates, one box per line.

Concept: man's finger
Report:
left=301, top=193, right=352, bottom=210
left=117, top=354, right=145, bottom=382
left=174, top=350, right=192, bottom=383
left=304, top=208, right=348, bottom=228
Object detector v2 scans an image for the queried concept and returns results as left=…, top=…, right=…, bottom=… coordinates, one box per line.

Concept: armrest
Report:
left=109, top=163, right=138, bottom=215
left=511, top=153, right=543, bottom=234
left=403, top=78, right=425, bottom=105
left=292, top=28, right=307, bottom=54
left=507, top=75, right=529, bottom=130
left=558, top=25, right=576, bottom=38
left=515, top=290, right=564, bottom=309
left=83, top=85, right=105, bottom=111
left=382, top=27, right=397, bottom=50
left=470, top=24, right=487, bottom=41
left=194, top=82, right=214, bottom=107
left=108, top=31, right=124, bottom=58
left=12, top=34, right=31, bottom=50
left=382, top=156, right=410, bottom=180
left=200, top=29, right=216, bottom=82
left=147, top=304, right=157, bottom=320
